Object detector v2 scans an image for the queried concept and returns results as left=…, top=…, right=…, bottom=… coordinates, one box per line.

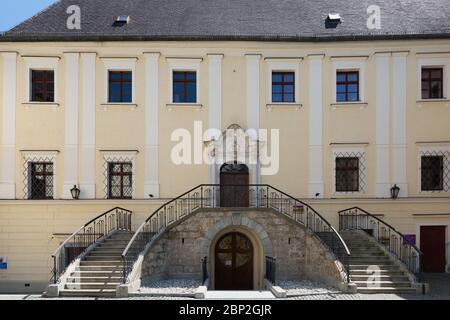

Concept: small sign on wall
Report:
left=0, top=256, right=7, bottom=270
left=403, top=235, right=416, bottom=246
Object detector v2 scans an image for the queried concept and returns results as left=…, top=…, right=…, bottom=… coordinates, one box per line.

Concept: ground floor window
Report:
left=335, top=157, right=359, bottom=192
left=333, top=149, right=366, bottom=194
left=420, top=149, right=450, bottom=192
left=108, top=162, right=133, bottom=199
left=28, top=162, right=54, bottom=199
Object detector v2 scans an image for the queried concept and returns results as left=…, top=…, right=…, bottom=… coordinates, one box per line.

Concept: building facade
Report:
left=0, top=0, right=449, bottom=294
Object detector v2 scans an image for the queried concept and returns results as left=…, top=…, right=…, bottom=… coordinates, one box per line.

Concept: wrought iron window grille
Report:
left=333, top=151, right=366, bottom=194
left=420, top=150, right=450, bottom=192
left=103, top=155, right=136, bottom=199
left=22, top=155, right=56, bottom=199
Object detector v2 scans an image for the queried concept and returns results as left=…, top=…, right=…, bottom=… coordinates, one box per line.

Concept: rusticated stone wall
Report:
left=141, top=209, right=346, bottom=289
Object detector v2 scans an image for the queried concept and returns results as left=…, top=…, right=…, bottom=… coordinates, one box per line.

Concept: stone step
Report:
left=86, top=252, right=122, bottom=257
left=349, top=264, right=399, bottom=270
left=350, top=269, right=405, bottom=275
left=80, top=260, right=124, bottom=266
left=357, top=287, right=417, bottom=294
left=83, top=255, right=122, bottom=262
left=70, top=271, right=123, bottom=277
left=347, top=252, right=385, bottom=256
left=60, top=289, right=117, bottom=297
left=65, top=282, right=120, bottom=290
left=353, top=281, right=412, bottom=288
left=76, top=266, right=123, bottom=271
left=95, top=243, right=128, bottom=251
left=67, top=276, right=123, bottom=283
left=348, top=260, right=394, bottom=265
left=350, top=275, right=410, bottom=281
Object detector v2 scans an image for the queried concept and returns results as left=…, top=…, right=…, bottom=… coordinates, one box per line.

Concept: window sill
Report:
left=101, top=103, right=138, bottom=110
left=266, top=103, right=303, bottom=111
left=331, top=101, right=368, bottom=110
left=417, top=99, right=450, bottom=107
left=22, top=102, right=60, bottom=109
left=166, top=103, right=203, bottom=111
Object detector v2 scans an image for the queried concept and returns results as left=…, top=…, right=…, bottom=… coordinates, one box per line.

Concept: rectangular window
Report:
left=31, top=70, right=54, bottom=102
left=108, top=162, right=132, bottom=199
left=335, top=157, right=359, bottom=192
left=421, top=68, right=444, bottom=99
left=29, top=162, right=53, bottom=199
left=272, top=72, right=295, bottom=103
left=421, top=156, right=444, bottom=191
left=108, top=71, right=132, bottom=103
left=336, top=71, right=359, bottom=102
left=173, top=71, right=197, bottom=103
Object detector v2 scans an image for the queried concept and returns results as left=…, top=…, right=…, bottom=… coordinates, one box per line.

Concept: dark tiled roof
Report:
left=1, top=0, right=450, bottom=42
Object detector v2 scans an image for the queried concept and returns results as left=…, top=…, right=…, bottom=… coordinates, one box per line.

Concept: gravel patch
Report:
left=138, top=279, right=202, bottom=295
left=278, top=280, right=341, bottom=296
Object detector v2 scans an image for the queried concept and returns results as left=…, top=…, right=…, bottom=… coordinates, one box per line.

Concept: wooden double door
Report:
left=215, top=232, right=253, bottom=290
left=220, top=163, right=249, bottom=207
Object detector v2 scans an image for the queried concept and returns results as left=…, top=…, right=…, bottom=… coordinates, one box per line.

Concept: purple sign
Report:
left=403, top=234, right=416, bottom=246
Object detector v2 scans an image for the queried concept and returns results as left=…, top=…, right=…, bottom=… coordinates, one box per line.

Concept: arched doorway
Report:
left=215, top=232, right=253, bottom=290
left=220, top=162, right=249, bottom=207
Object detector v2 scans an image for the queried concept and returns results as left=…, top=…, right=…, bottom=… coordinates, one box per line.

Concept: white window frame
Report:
left=331, top=59, right=366, bottom=104
left=23, top=57, right=60, bottom=104
left=21, top=151, right=58, bottom=199
left=332, top=147, right=367, bottom=195
left=102, top=151, right=137, bottom=199
left=417, top=57, right=450, bottom=101
left=102, top=58, right=137, bottom=105
left=167, top=58, right=202, bottom=106
left=266, top=59, right=301, bottom=106
left=417, top=145, right=450, bottom=194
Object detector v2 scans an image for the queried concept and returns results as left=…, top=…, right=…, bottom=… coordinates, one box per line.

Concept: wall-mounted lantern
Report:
left=70, top=185, right=81, bottom=200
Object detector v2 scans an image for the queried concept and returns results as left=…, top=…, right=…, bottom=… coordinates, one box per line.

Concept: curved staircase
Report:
left=120, top=184, right=351, bottom=289
left=339, top=207, right=422, bottom=294
left=61, top=231, right=133, bottom=297
left=341, top=230, right=416, bottom=293
left=47, top=207, right=132, bottom=297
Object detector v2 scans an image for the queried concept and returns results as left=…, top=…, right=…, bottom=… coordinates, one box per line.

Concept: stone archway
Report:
left=202, top=213, right=273, bottom=257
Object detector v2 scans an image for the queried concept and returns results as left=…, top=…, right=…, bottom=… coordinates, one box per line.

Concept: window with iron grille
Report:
left=421, top=156, right=444, bottom=191
left=28, top=162, right=53, bottom=199
left=108, top=162, right=132, bottom=199
left=31, top=70, right=54, bottom=102
left=421, top=68, right=444, bottom=99
left=173, top=71, right=197, bottom=103
left=272, top=72, right=295, bottom=103
left=335, top=157, right=360, bottom=192
left=336, top=71, right=359, bottom=102
left=108, top=71, right=132, bottom=103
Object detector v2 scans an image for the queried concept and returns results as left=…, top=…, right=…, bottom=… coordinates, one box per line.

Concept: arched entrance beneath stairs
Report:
left=220, top=162, right=249, bottom=207
left=214, top=232, right=253, bottom=290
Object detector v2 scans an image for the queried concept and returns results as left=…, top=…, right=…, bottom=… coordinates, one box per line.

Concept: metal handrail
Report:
left=338, top=206, right=422, bottom=279
left=121, top=184, right=351, bottom=284
left=51, top=207, right=132, bottom=284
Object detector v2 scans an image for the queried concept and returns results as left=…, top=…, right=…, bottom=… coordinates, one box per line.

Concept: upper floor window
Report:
left=31, top=70, right=54, bottom=102
left=272, top=72, right=295, bottom=103
left=336, top=71, right=359, bottom=102
left=108, top=162, right=132, bottom=199
left=108, top=71, right=132, bottom=103
left=335, top=157, right=359, bottom=192
left=29, top=162, right=54, bottom=199
left=421, top=68, right=443, bottom=99
left=173, top=71, right=197, bottom=103
left=421, top=156, right=444, bottom=191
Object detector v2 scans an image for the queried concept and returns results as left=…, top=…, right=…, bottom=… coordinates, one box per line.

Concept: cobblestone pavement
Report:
left=2, top=273, right=449, bottom=300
